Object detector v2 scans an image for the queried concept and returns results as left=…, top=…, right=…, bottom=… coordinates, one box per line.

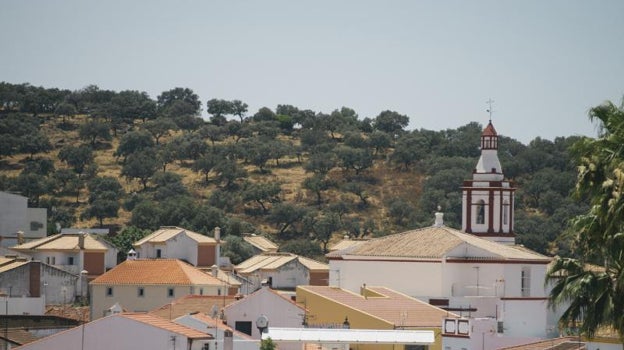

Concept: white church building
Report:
left=327, top=121, right=557, bottom=348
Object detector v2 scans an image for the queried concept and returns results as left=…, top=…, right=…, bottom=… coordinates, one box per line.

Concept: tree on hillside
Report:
left=58, top=145, right=94, bottom=177
left=242, top=181, right=282, bottom=213
left=304, top=211, right=342, bottom=253
left=373, top=110, right=409, bottom=135
left=142, top=117, right=177, bottom=145
left=115, top=130, right=155, bottom=161
left=82, top=176, right=124, bottom=227
left=79, top=120, right=112, bottom=146
left=546, top=98, right=624, bottom=344
left=207, top=98, right=234, bottom=126
left=157, top=87, right=201, bottom=115
left=231, top=100, right=248, bottom=123
left=221, top=235, right=255, bottom=265
left=107, top=226, right=151, bottom=262
left=54, top=102, right=77, bottom=125
left=121, top=149, right=160, bottom=190
left=268, top=203, right=309, bottom=236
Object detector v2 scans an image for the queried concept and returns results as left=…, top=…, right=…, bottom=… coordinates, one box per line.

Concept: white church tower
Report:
left=461, top=120, right=516, bottom=245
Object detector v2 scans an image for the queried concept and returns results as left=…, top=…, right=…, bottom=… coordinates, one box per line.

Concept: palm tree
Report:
left=546, top=98, right=624, bottom=345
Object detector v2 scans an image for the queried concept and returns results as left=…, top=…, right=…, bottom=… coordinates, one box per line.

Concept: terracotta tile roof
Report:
left=120, top=313, right=212, bottom=339
left=327, top=226, right=550, bottom=262
left=300, top=286, right=457, bottom=328
left=149, top=295, right=238, bottom=320
left=90, top=259, right=223, bottom=286
left=482, top=122, right=498, bottom=136
left=196, top=267, right=242, bottom=286
left=11, top=233, right=112, bottom=251
left=236, top=253, right=329, bottom=274
left=45, top=306, right=90, bottom=323
left=243, top=235, right=278, bottom=252
left=499, top=337, right=585, bottom=350
left=134, top=227, right=217, bottom=246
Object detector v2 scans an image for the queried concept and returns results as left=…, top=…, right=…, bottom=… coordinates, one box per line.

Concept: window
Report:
left=68, top=257, right=74, bottom=265
left=46, top=257, right=50, bottom=264
left=156, top=249, right=162, bottom=258
left=167, top=287, right=174, bottom=298
left=106, top=287, right=113, bottom=297
left=521, top=267, right=531, bottom=297
left=503, top=200, right=509, bottom=225
left=235, top=321, right=252, bottom=336
left=199, top=288, right=204, bottom=296
left=476, top=200, right=485, bottom=224
left=138, top=287, right=145, bottom=297
left=405, top=346, right=426, bottom=350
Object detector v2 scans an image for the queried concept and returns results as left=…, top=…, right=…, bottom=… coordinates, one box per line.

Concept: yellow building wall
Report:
left=296, top=287, right=443, bottom=350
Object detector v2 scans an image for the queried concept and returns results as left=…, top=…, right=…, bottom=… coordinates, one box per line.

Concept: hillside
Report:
left=0, top=83, right=587, bottom=262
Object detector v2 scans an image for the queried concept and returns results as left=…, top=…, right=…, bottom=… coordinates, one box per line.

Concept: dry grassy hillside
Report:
left=2, top=115, right=426, bottom=239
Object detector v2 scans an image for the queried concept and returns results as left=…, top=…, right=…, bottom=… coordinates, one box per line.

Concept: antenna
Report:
left=485, top=98, right=495, bottom=123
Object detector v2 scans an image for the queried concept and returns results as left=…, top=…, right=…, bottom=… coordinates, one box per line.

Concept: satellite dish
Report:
left=256, top=315, right=269, bottom=332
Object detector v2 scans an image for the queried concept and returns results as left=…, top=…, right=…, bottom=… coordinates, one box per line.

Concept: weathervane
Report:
left=486, top=98, right=495, bottom=123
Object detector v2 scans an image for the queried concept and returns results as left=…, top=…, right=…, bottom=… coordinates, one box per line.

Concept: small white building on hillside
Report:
left=133, top=226, right=221, bottom=267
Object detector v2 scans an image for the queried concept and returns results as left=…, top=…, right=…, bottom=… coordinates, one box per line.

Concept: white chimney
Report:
left=434, top=206, right=444, bottom=227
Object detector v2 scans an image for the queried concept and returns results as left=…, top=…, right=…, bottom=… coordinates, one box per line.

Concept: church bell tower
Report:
left=461, top=120, right=516, bottom=245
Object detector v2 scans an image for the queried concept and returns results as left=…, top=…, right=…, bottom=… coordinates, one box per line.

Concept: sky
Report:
left=1, top=0, right=623, bottom=144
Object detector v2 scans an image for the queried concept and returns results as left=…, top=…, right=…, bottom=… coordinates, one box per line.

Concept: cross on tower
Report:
left=486, top=98, right=495, bottom=123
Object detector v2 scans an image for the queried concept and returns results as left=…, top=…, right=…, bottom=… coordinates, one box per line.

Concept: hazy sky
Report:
left=1, top=1, right=622, bottom=144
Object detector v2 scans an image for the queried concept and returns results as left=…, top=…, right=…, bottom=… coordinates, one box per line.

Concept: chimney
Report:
left=433, top=206, right=444, bottom=227
left=223, top=330, right=233, bottom=350
left=214, top=227, right=221, bottom=267
left=127, top=249, right=137, bottom=260
left=360, top=283, right=367, bottom=298
left=214, top=227, right=221, bottom=242
left=17, top=231, right=25, bottom=245
left=78, top=233, right=86, bottom=249
left=211, top=264, right=219, bottom=277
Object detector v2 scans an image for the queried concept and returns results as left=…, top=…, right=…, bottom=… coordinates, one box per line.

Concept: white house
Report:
left=10, top=233, right=117, bottom=278
left=133, top=226, right=220, bottom=267
left=0, top=192, right=46, bottom=247
left=0, top=256, right=80, bottom=306
left=223, top=286, right=305, bottom=350
left=89, top=259, right=232, bottom=321
left=175, top=312, right=258, bottom=350
left=13, top=313, right=212, bottom=350
left=234, top=252, right=329, bottom=292
left=327, top=122, right=556, bottom=346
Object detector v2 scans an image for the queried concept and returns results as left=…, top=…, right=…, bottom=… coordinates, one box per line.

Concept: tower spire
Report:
left=486, top=98, right=494, bottom=124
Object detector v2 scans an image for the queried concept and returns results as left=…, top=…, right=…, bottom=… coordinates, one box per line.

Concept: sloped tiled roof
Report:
left=90, top=259, right=223, bottom=286
left=120, top=313, right=212, bottom=340
left=134, top=226, right=216, bottom=246
left=243, top=234, right=278, bottom=252
left=329, top=238, right=369, bottom=252
left=300, top=286, right=457, bottom=328
left=235, top=253, right=329, bottom=274
left=482, top=121, right=498, bottom=136
left=11, top=233, right=112, bottom=251
left=0, top=257, right=29, bottom=274
left=150, top=295, right=238, bottom=320
left=327, top=226, right=550, bottom=262
left=187, top=313, right=254, bottom=339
